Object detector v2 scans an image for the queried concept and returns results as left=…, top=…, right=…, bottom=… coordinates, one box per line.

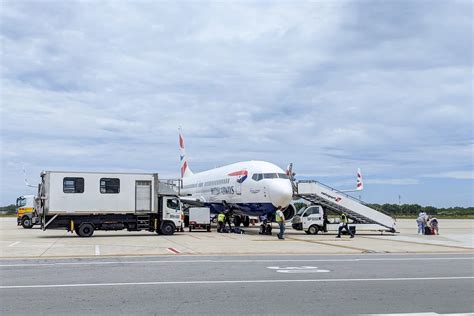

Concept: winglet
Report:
left=178, top=128, right=193, bottom=178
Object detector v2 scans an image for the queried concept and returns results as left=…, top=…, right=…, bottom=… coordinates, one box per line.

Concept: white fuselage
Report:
left=181, top=161, right=293, bottom=216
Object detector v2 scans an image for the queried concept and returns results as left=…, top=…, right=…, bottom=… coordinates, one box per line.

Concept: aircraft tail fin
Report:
left=356, top=168, right=363, bottom=191
left=178, top=128, right=193, bottom=178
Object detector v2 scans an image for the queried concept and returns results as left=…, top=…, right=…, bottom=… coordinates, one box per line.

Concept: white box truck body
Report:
left=37, top=171, right=183, bottom=237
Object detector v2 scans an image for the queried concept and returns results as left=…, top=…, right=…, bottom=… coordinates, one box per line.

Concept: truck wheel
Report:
left=21, top=216, right=33, bottom=229
left=189, top=226, right=192, bottom=232
left=308, top=225, right=319, bottom=235
left=243, top=216, right=250, bottom=227
left=161, top=222, right=175, bottom=235
left=77, top=223, right=95, bottom=237
left=206, top=225, right=211, bottom=232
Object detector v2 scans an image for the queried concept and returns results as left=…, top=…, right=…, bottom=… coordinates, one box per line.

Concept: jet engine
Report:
left=283, top=202, right=296, bottom=221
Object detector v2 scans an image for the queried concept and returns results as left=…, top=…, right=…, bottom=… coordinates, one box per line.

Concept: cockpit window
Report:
left=252, top=173, right=288, bottom=181
left=263, top=173, right=278, bottom=179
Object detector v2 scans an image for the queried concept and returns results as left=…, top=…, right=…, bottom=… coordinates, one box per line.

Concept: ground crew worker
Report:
left=275, top=206, right=285, bottom=240
left=336, top=213, right=354, bottom=238
left=224, top=211, right=232, bottom=231
left=217, top=212, right=225, bottom=233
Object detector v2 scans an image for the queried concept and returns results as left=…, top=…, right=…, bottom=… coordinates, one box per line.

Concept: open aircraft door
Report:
left=235, top=169, right=247, bottom=195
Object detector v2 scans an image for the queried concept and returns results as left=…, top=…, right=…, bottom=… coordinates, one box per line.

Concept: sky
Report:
left=0, top=0, right=472, bottom=207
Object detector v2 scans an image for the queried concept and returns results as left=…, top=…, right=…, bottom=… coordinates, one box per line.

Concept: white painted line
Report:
left=1, top=276, right=472, bottom=289
left=0, top=257, right=472, bottom=268
left=267, top=266, right=330, bottom=273
left=363, top=313, right=474, bottom=316
left=95, top=245, right=100, bottom=256
left=7, top=242, right=20, bottom=248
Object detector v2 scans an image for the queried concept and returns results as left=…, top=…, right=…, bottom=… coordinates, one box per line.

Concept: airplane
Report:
left=178, top=129, right=295, bottom=227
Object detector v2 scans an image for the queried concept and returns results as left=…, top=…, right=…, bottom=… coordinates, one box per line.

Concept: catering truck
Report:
left=16, top=195, right=39, bottom=228
left=36, top=171, right=183, bottom=237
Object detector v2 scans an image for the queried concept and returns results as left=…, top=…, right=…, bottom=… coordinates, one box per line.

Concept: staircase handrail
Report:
left=296, top=180, right=394, bottom=219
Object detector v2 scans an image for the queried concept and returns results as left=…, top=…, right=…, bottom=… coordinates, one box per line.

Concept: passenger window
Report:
left=100, top=178, right=120, bottom=194
left=63, top=177, right=84, bottom=193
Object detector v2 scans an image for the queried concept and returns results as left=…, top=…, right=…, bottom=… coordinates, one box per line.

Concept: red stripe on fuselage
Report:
left=228, top=170, right=248, bottom=176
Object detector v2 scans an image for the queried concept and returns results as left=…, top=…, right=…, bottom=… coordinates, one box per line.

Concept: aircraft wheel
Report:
left=233, top=216, right=242, bottom=227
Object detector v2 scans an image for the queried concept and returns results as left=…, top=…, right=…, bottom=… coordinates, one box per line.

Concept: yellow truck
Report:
left=16, top=195, right=39, bottom=229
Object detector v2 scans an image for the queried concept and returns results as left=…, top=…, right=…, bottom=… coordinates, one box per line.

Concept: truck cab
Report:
left=16, top=195, right=39, bottom=229
left=291, top=205, right=325, bottom=235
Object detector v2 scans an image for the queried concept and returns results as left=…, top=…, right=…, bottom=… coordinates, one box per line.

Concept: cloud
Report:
left=0, top=0, right=472, bottom=206
left=423, top=171, right=474, bottom=180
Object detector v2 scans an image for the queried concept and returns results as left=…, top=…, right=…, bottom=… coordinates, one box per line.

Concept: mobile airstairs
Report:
left=294, top=180, right=397, bottom=233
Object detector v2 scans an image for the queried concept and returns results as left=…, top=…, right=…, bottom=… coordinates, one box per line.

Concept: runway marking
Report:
left=95, top=245, right=100, bottom=256
left=1, top=276, right=472, bottom=289
left=267, top=266, right=330, bottom=273
left=7, top=242, right=20, bottom=248
left=167, top=248, right=180, bottom=254
left=362, top=313, right=474, bottom=316
left=0, top=256, right=472, bottom=267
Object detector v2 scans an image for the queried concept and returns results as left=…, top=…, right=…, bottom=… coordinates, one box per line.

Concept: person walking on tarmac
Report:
left=217, top=212, right=226, bottom=233
left=275, top=206, right=285, bottom=240
left=336, top=213, right=354, bottom=238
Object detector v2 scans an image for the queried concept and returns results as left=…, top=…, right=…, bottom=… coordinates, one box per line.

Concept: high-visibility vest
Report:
left=341, top=214, right=348, bottom=224
left=276, top=211, right=283, bottom=222
left=218, top=214, right=225, bottom=222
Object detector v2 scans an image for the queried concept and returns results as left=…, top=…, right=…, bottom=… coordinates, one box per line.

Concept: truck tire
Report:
left=21, top=216, right=33, bottom=229
left=206, top=225, right=211, bottom=232
left=76, top=223, right=95, bottom=237
left=308, top=225, right=319, bottom=235
left=189, top=226, right=192, bottom=232
left=160, top=222, right=175, bottom=235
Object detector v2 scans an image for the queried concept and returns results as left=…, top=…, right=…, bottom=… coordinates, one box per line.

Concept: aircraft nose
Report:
left=269, top=181, right=293, bottom=208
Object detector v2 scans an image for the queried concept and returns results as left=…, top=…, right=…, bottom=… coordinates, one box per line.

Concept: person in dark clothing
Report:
left=224, top=211, right=232, bottom=231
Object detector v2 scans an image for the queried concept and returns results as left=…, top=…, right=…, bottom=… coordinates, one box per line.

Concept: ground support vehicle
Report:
left=291, top=204, right=396, bottom=235
left=37, top=171, right=183, bottom=237
left=292, top=181, right=397, bottom=235
left=16, top=195, right=39, bottom=228
left=188, top=207, right=211, bottom=232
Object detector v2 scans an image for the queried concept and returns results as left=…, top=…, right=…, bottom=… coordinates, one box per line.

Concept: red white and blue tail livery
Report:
left=178, top=129, right=295, bottom=221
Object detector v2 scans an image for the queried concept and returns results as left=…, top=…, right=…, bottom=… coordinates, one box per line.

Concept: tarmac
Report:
left=1, top=253, right=473, bottom=315
left=0, top=218, right=472, bottom=258
left=1, top=218, right=473, bottom=315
